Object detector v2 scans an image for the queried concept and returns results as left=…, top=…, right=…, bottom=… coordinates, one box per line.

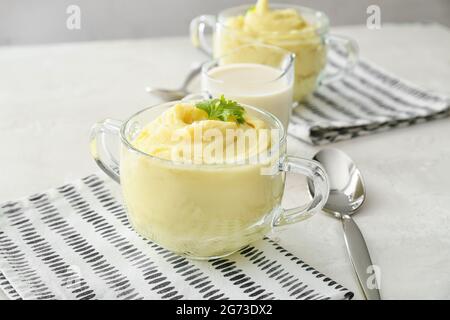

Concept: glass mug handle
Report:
left=274, top=156, right=329, bottom=227
left=190, top=15, right=217, bottom=56
left=89, top=119, right=123, bottom=184
left=321, top=34, right=359, bottom=84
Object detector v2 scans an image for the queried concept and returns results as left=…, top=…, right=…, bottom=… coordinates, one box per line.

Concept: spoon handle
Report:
left=342, top=215, right=381, bottom=300
left=180, top=63, right=202, bottom=90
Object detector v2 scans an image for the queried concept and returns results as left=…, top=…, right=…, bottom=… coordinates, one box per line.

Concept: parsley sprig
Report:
left=195, top=95, right=246, bottom=124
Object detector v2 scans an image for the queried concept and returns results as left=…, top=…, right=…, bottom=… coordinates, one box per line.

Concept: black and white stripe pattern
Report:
left=289, top=48, right=450, bottom=145
left=0, top=268, right=21, bottom=300
left=0, top=173, right=353, bottom=300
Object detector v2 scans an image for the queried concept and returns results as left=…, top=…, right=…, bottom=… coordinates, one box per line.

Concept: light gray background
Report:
left=0, top=24, right=449, bottom=299
left=1, top=0, right=449, bottom=46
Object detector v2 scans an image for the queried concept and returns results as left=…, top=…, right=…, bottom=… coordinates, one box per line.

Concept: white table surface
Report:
left=0, top=23, right=449, bottom=300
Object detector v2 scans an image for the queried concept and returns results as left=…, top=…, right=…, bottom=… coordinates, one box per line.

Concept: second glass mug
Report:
left=190, top=3, right=359, bottom=102
left=90, top=100, right=329, bottom=259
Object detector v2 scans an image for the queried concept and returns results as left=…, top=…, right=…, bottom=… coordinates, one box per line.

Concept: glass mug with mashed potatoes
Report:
left=191, top=0, right=358, bottom=101
left=90, top=98, right=329, bottom=259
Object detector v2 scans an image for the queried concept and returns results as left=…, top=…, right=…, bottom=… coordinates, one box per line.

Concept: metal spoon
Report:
left=308, top=148, right=381, bottom=300
left=145, top=63, right=201, bottom=101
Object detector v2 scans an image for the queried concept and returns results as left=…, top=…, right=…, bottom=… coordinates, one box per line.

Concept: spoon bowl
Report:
left=145, top=87, right=188, bottom=101
left=312, top=148, right=366, bottom=218
left=146, top=63, right=202, bottom=101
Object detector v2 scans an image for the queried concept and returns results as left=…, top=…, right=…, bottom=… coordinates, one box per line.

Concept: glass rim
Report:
left=119, top=100, right=287, bottom=168
left=217, top=4, right=330, bottom=37
left=201, top=43, right=295, bottom=86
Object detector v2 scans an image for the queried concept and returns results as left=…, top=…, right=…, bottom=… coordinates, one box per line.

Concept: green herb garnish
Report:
left=195, top=95, right=246, bottom=124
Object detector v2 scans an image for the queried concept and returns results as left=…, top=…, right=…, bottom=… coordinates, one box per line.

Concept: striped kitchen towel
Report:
left=0, top=173, right=353, bottom=300
left=289, top=49, right=450, bottom=145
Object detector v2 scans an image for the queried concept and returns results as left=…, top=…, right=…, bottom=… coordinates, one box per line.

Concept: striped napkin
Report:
left=289, top=49, right=450, bottom=145
left=0, top=173, right=353, bottom=300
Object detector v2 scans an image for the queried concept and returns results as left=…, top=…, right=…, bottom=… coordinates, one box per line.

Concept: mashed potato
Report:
left=214, top=0, right=327, bottom=101
left=120, top=101, right=284, bottom=258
